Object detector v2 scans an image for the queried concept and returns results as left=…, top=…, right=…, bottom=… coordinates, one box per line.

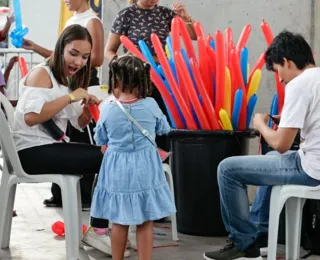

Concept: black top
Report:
left=111, top=3, right=175, bottom=55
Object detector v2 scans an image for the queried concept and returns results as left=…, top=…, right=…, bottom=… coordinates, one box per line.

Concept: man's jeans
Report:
left=218, top=151, right=320, bottom=250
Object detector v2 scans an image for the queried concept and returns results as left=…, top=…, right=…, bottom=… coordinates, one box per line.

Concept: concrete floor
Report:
left=0, top=160, right=320, bottom=260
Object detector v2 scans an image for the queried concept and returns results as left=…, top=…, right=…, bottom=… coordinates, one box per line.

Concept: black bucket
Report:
left=169, top=129, right=257, bottom=236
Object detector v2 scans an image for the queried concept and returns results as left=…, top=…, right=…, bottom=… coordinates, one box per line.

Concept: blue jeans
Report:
left=218, top=151, right=320, bottom=250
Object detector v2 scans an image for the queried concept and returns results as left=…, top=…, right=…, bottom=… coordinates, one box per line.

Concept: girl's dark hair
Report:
left=108, top=55, right=152, bottom=98
left=48, top=24, right=93, bottom=90
left=265, top=30, right=315, bottom=71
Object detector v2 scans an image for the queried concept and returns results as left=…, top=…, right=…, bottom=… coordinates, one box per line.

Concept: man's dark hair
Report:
left=265, top=30, right=315, bottom=71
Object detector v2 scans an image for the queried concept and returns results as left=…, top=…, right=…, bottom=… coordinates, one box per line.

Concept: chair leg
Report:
left=0, top=175, right=16, bottom=249
left=267, top=186, right=283, bottom=260
left=60, top=176, right=82, bottom=260
left=162, top=163, right=179, bottom=242
left=285, top=197, right=305, bottom=260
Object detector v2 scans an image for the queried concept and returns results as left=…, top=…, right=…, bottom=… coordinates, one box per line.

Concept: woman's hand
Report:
left=87, top=94, right=101, bottom=105
left=172, top=2, right=192, bottom=22
left=70, top=88, right=90, bottom=104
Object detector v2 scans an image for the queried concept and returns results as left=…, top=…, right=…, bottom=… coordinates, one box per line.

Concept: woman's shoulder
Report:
left=117, top=6, right=135, bottom=17
left=24, top=66, right=53, bottom=89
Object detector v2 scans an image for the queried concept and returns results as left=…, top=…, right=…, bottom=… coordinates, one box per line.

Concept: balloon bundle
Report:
left=10, top=0, right=28, bottom=48
left=120, top=18, right=284, bottom=131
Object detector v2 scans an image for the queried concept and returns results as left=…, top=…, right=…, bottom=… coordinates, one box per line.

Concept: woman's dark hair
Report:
left=48, top=24, right=93, bottom=90
left=108, top=55, right=152, bottom=98
left=265, top=30, right=315, bottom=71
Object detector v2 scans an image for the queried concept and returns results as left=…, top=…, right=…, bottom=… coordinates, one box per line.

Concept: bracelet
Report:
left=184, top=17, right=193, bottom=25
left=68, top=93, right=76, bottom=103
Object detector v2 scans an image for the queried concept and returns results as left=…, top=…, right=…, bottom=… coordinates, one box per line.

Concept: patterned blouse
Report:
left=111, top=3, right=175, bottom=55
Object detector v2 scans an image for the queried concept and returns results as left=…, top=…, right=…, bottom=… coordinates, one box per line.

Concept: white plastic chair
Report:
left=162, top=163, right=179, bottom=241
left=267, top=185, right=320, bottom=260
left=0, top=92, right=15, bottom=127
left=0, top=109, right=83, bottom=260
left=0, top=92, right=15, bottom=171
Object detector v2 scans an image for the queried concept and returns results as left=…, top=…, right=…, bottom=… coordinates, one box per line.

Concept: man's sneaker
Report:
left=254, top=233, right=268, bottom=257
left=82, top=226, right=130, bottom=257
left=203, top=240, right=263, bottom=260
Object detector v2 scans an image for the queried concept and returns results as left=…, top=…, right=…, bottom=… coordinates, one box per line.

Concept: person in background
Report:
left=22, top=0, right=104, bottom=209
left=104, top=0, right=196, bottom=153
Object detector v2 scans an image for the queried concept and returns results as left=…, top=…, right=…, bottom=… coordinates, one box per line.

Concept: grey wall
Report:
left=102, top=0, right=316, bottom=154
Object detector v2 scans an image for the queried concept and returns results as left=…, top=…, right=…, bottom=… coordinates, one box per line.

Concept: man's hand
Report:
left=253, top=113, right=269, bottom=131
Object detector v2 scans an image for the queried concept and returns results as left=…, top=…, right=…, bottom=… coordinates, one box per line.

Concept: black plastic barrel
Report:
left=169, top=129, right=257, bottom=236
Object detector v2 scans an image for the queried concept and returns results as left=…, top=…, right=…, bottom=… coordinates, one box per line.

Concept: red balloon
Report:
left=206, top=45, right=217, bottom=77
left=178, top=17, right=196, bottom=59
left=18, top=57, right=28, bottom=77
left=120, top=36, right=147, bottom=62
left=261, top=19, right=274, bottom=46
left=206, top=34, right=214, bottom=47
left=176, top=64, right=192, bottom=112
left=151, top=33, right=197, bottom=130
left=88, top=104, right=100, bottom=123
left=198, top=36, right=213, bottom=102
left=150, top=70, right=184, bottom=129
left=248, top=52, right=265, bottom=87
left=215, top=30, right=225, bottom=114
left=175, top=51, right=211, bottom=130
left=52, top=221, right=65, bottom=236
left=190, top=58, right=220, bottom=130
left=171, top=17, right=180, bottom=54
left=236, top=24, right=252, bottom=52
left=194, top=21, right=206, bottom=39
left=275, top=75, right=285, bottom=113
left=225, top=27, right=233, bottom=67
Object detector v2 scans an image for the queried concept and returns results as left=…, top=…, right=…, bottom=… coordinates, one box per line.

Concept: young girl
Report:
left=90, top=55, right=176, bottom=259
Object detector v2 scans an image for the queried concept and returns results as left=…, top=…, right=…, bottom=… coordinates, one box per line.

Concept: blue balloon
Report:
left=168, top=58, right=178, bottom=82
left=232, top=88, right=243, bottom=130
left=10, top=0, right=28, bottom=48
left=246, top=94, right=258, bottom=128
left=268, top=93, right=278, bottom=127
left=138, top=40, right=158, bottom=71
left=210, top=39, right=216, bottom=50
left=181, top=48, right=198, bottom=93
left=240, top=47, right=248, bottom=86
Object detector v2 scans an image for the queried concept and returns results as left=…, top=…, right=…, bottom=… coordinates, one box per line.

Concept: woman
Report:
left=12, top=24, right=124, bottom=257
left=105, top=0, right=196, bottom=151
left=22, top=0, right=104, bottom=208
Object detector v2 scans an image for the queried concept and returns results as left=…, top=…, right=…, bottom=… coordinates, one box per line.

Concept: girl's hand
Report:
left=172, top=2, right=191, bottom=22
left=7, top=13, right=14, bottom=25
left=101, top=145, right=108, bottom=154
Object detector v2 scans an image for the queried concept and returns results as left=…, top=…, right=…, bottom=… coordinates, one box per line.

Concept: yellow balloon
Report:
left=165, top=45, right=171, bottom=59
left=247, top=69, right=262, bottom=103
left=247, top=63, right=250, bottom=82
left=224, top=67, right=231, bottom=118
left=219, top=109, right=233, bottom=130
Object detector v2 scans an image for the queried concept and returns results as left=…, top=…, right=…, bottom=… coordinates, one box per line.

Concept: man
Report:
left=203, top=30, right=320, bottom=260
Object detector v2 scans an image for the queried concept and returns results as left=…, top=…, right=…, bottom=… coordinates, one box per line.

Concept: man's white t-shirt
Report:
left=279, top=67, right=320, bottom=180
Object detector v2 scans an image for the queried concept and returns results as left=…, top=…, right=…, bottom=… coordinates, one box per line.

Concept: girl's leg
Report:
left=111, top=224, right=129, bottom=260
left=136, top=221, right=153, bottom=260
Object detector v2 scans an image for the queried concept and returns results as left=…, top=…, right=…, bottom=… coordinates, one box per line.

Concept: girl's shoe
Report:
left=82, top=226, right=130, bottom=258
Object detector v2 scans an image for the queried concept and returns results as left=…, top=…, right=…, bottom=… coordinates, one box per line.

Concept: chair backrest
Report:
left=0, top=92, right=15, bottom=128
left=0, top=109, right=29, bottom=178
